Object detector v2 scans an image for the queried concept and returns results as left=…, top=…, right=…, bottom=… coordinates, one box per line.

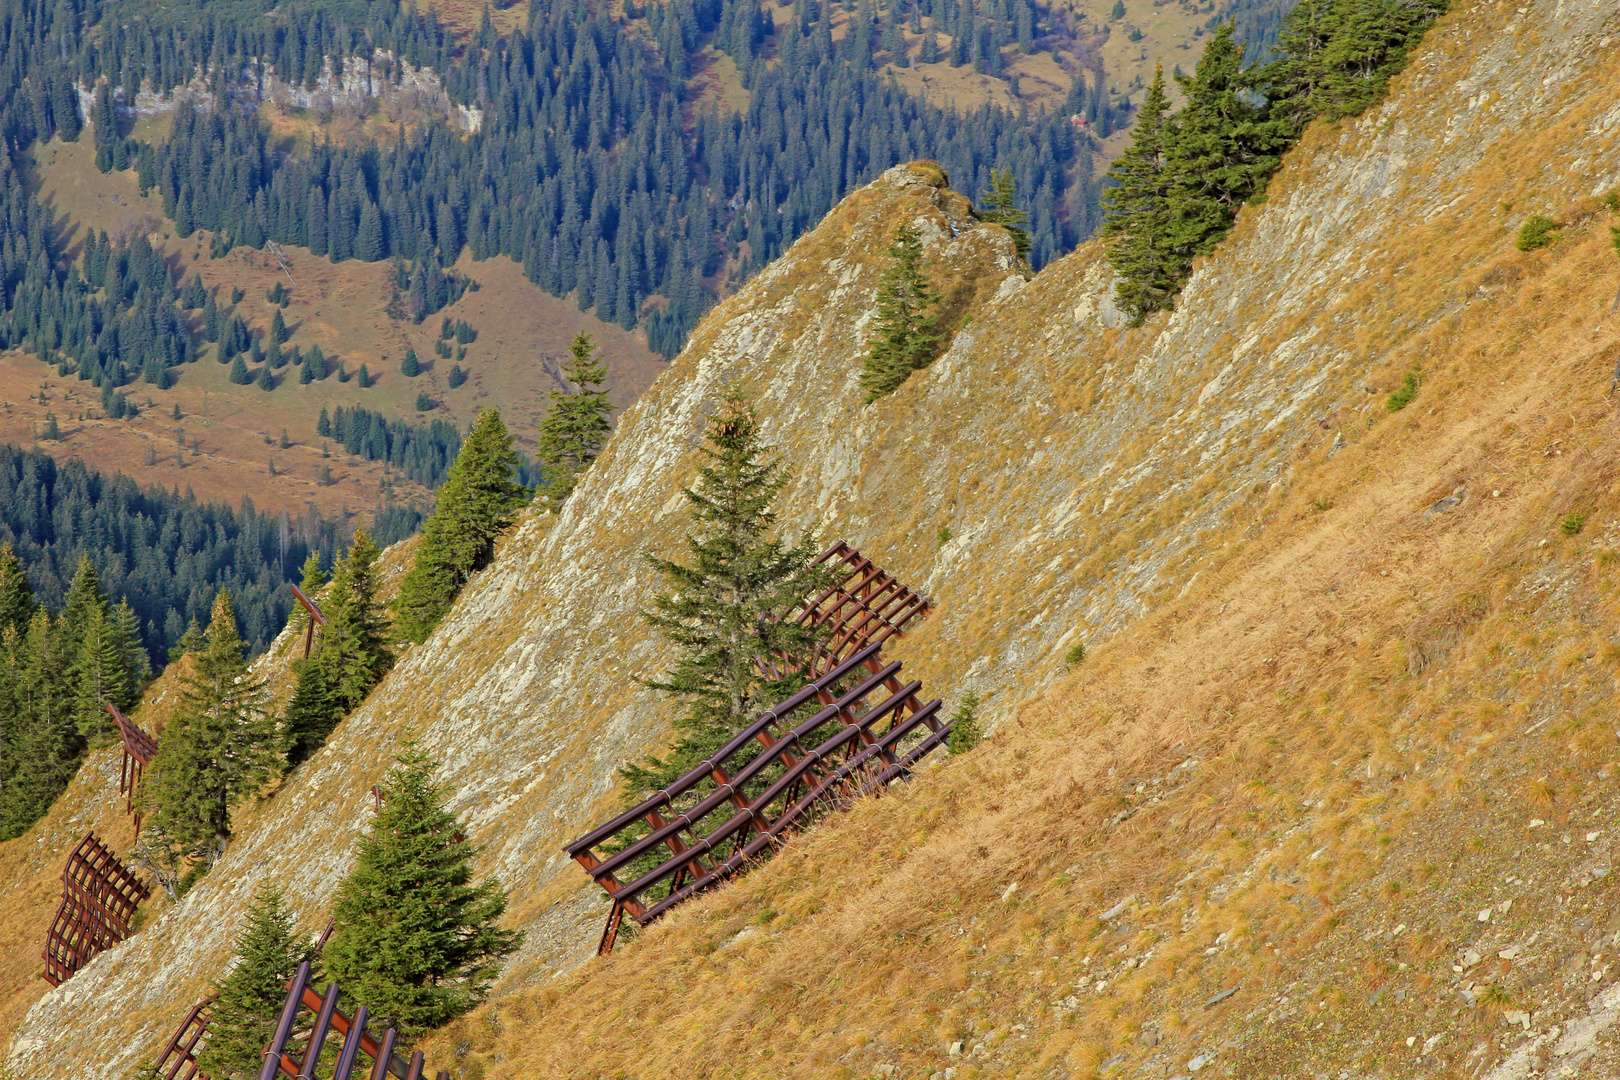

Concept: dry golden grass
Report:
left=384, top=10, right=1620, bottom=1077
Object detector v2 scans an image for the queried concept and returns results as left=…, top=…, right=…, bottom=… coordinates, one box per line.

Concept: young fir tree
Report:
left=625, top=390, right=834, bottom=795
left=534, top=333, right=614, bottom=512
left=196, top=885, right=315, bottom=1079
left=0, top=609, right=80, bottom=840
left=859, top=223, right=943, bottom=402
left=111, top=600, right=151, bottom=691
left=946, top=689, right=983, bottom=754
left=323, top=744, right=522, bottom=1037
left=312, top=529, right=394, bottom=709
left=976, top=168, right=1031, bottom=260
left=0, top=542, right=35, bottom=635
left=136, top=590, right=276, bottom=892
left=392, top=410, right=527, bottom=644
left=1101, top=64, right=1177, bottom=321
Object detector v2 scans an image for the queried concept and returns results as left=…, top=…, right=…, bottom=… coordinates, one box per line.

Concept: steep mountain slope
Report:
left=0, top=537, right=417, bottom=1052
left=6, top=0, right=1620, bottom=1075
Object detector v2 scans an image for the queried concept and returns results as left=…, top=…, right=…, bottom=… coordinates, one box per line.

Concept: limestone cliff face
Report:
left=11, top=0, right=1620, bottom=1071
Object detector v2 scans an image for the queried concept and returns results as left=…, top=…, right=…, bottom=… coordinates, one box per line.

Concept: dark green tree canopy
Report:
left=627, top=390, right=833, bottom=795
left=1101, top=3, right=1447, bottom=321
left=135, top=590, right=277, bottom=895
left=535, top=333, right=614, bottom=512
left=313, top=529, right=394, bottom=710
left=859, top=224, right=945, bottom=403
left=323, top=744, right=522, bottom=1038
left=393, top=410, right=528, bottom=644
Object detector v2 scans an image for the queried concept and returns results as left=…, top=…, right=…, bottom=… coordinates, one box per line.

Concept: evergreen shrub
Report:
left=1515, top=215, right=1560, bottom=251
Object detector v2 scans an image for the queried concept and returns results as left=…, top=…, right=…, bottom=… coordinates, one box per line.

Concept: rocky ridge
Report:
left=6, top=0, right=1620, bottom=1073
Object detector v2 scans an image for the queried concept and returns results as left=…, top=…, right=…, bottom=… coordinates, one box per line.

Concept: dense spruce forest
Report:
left=318, top=403, right=462, bottom=488
left=0, top=443, right=353, bottom=662
left=0, top=0, right=1130, bottom=393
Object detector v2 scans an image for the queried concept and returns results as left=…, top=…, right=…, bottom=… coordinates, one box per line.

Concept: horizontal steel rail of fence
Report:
left=758, top=540, right=931, bottom=681
left=42, top=831, right=150, bottom=986
left=256, top=961, right=447, bottom=1080
left=565, top=640, right=949, bottom=953
left=110, top=704, right=159, bottom=833
left=154, top=994, right=215, bottom=1080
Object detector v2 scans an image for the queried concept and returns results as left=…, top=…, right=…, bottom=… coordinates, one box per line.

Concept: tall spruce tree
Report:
left=59, top=554, right=108, bottom=641
left=1101, top=64, right=1177, bottom=321
left=977, top=168, right=1031, bottom=260
left=625, top=390, right=833, bottom=795
left=534, top=333, right=614, bottom=512
left=197, top=885, right=315, bottom=1079
left=859, top=224, right=944, bottom=402
left=135, top=590, right=276, bottom=891
left=0, top=626, right=20, bottom=830
left=71, top=604, right=132, bottom=743
left=392, top=411, right=527, bottom=644
left=1159, top=25, right=1289, bottom=266
left=0, top=609, right=79, bottom=839
left=312, top=529, right=394, bottom=709
left=323, top=744, right=522, bottom=1037
left=0, top=543, right=34, bottom=635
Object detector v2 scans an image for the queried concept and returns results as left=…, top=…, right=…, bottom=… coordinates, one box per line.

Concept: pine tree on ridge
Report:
left=859, top=223, right=944, bottom=403
left=323, top=743, right=522, bottom=1038
left=393, top=410, right=527, bottom=644
left=535, top=332, right=614, bottom=512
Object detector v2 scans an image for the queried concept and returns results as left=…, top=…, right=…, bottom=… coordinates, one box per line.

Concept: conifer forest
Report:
left=0, top=0, right=1144, bottom=385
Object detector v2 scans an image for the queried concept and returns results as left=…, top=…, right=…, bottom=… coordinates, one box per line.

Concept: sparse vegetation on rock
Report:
left=1515, top=214, right=1560, bottom=251
left=947, top=690, right=982, bottom=754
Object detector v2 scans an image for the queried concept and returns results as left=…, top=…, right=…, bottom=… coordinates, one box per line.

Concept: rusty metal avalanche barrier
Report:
left=110, top=704, right=158, bottom=833
left=565, top=639, right=950, bottom=953
left=759, top=540, right=931, bottom=680
left=290, top=583, right=329, bottom=660
left=154, top=995, right=215, bottom=1080
left=257, top=960, right=448, bottom=1080
left=42, top=831, right=151, bottom=985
